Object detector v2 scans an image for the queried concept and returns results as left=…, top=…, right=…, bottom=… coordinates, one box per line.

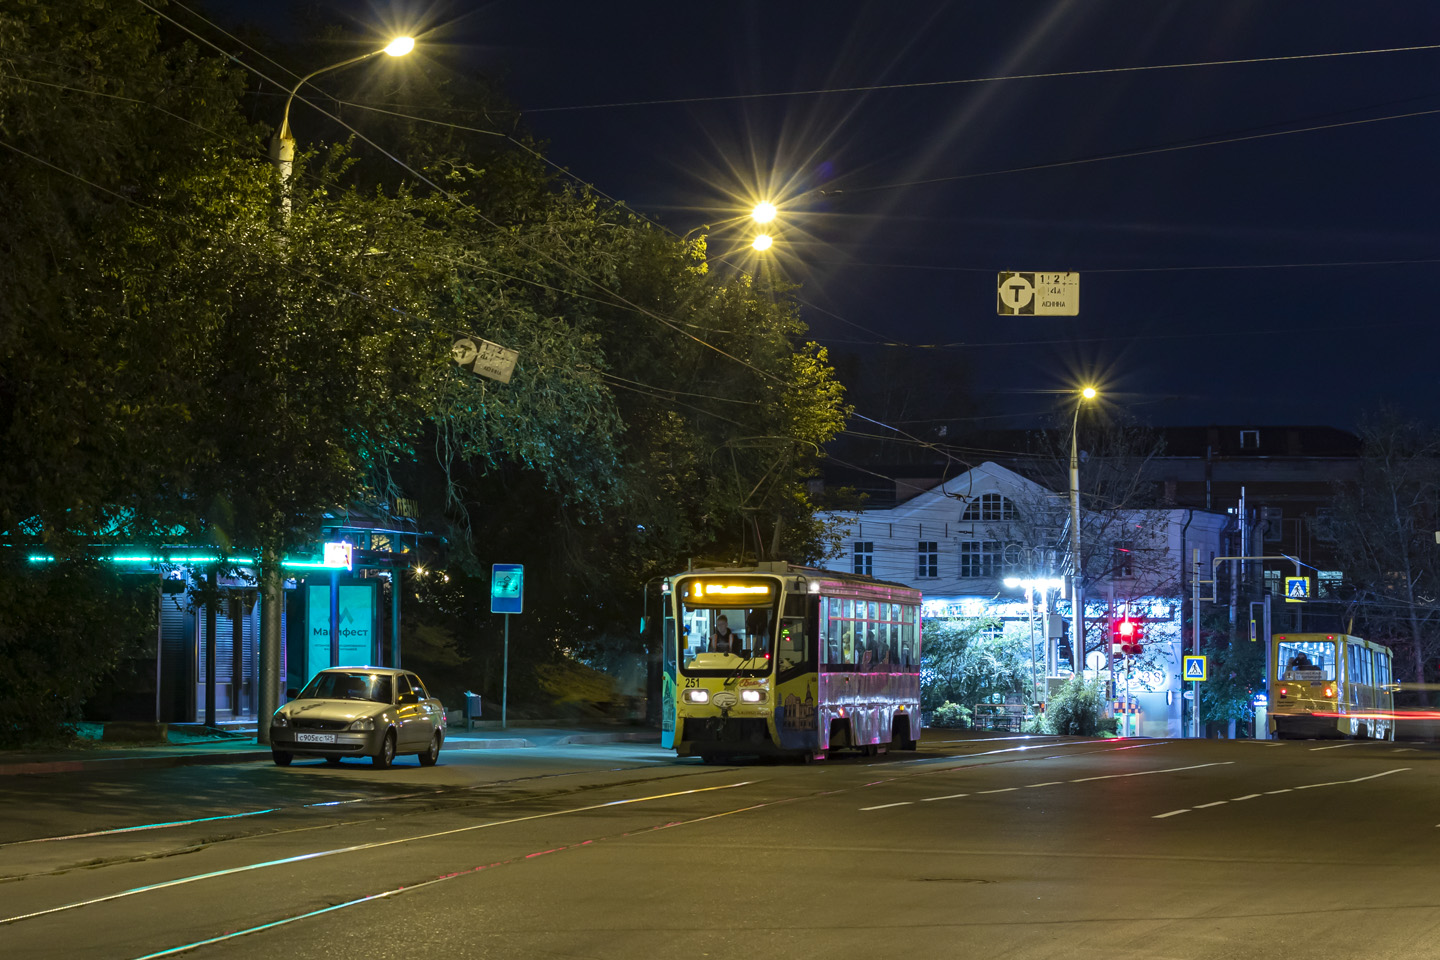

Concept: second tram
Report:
left=662, top=562, right=922, bottom=762
left=1268, top=632, right=1395, bottom=740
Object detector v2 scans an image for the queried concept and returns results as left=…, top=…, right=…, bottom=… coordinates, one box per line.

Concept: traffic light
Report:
left=1111, top=617, right=1144, bottom=656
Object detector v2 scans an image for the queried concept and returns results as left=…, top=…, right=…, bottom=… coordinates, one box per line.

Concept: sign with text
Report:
left=997, top=271, right=1079, bottom=316
left=323, top=541, right=353, bottom=571
left=452, top=335, right=519, bottom=384
left=491, top=563, right=524, bottom=615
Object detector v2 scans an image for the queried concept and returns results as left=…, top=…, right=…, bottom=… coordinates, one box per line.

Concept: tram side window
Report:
left=899, top=606, right=918, bottom=667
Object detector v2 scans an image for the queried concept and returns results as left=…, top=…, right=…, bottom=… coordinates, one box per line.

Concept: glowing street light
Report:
left=384, top=36, right=415, bottom=57
left=751, top=201, right=777, bottom=224
left=1068, top=385, right=1099, bottom=677
left=751, top=233, right=774, bottom=252
left=270, top=36, right=417, bottom=191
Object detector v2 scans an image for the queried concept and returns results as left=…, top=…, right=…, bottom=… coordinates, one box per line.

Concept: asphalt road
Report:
left=3, top=734, right=1438, bottom=959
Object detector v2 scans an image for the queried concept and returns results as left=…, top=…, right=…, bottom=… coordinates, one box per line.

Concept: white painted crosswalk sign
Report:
left=1285, top=576, right=1310, bottom=603
left=1183, top=655, right=1207, bottom=682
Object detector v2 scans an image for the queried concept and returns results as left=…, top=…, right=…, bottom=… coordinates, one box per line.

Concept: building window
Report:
left=1240, top=430, right=1259, bottom=450
left=962, top=493, right=1017, bottom=522
left=959, top=540, right=1003, bottom=578
left=1319, top=570, right=1344, bottom=599
left=917, top=541, right=938, bottom=579
left=853, top=542, right=874, bottom=577
left=1112, top=541, right=1134, bottom=578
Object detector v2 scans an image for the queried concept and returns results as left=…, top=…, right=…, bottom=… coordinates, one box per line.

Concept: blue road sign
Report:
left=1285, top=576, right=1310, bottom=603
left=491, top=563, right=524, bottom=614
left=1183, top=655, right=1208, bottom=682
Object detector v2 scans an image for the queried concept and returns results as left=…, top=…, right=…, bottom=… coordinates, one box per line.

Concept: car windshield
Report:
left=300, top=671, right=393, bottom=704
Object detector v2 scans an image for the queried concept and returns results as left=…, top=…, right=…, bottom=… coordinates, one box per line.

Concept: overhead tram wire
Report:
left=522, top=43, right=1440, bottom=113
left=836, top=104, right=1440, bottom=196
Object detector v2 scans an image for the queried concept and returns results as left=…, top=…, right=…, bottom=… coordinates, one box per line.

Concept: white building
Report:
left=820, top=462, right=1228, bottom=736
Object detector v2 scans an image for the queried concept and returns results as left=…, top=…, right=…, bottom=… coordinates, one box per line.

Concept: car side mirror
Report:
left=285, top=688, right=298, bottom=700
left=399, top=691, right=419, bottom=705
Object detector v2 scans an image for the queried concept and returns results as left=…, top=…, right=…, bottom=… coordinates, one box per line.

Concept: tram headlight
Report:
left=683, top=688, right=710, bottom=704
left=740, top=689, right=767, bottom=704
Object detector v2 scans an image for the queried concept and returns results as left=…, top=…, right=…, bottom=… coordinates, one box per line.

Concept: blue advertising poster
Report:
left=491, top=563, right=524, bottom=614
left=306, top=583, right=377, bottom=681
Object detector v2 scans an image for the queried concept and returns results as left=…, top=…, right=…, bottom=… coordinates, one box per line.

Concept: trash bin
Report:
left=464, top=691, right=482, bottom=731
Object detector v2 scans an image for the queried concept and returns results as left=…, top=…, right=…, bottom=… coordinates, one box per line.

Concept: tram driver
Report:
left=710, top=615, right=740, bottom=655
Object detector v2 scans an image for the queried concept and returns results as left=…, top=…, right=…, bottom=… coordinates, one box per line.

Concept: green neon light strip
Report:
left=24, top=554, right=350, bottom=570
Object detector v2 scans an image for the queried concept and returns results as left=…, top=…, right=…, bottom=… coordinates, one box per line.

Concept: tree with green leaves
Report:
left=1321, top=410, right=1440, bottom=686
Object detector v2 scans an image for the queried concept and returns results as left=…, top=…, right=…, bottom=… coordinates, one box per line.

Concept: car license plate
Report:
left=295, top=732, right=336, bottom=743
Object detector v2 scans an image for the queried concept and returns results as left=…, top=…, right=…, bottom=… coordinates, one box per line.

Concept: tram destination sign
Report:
left=997, top=271, right=1079, bottom=316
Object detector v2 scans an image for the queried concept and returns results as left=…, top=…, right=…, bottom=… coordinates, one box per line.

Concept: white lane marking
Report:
left=1293, top=768, right=1409, bottom=790
left=860, top=802, right=913, bottom=811
left=1230, top=794, right=1262, bottom=801
left=920, top=793, right=969, bottom=802
left=1310, top=742, right=1361, bottom=751
left=1392, top=747, right=1416, bottom=753
left=1069, top=761, right=1233, bottom=783
left=0, top=779, right=757, bottom=926
left=977, top=787, right=1017, bottom=794
left=1026, top=781, right=1064, bottom=788
left=1159, top=769, right=1411, bottom=820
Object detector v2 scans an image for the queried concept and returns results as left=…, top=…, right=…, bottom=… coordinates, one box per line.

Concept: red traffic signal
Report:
left=1111, top=618, right=1145, bottom=656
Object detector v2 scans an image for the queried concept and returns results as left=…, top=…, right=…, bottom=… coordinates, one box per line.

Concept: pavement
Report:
left=0, top=725, right=661, bottom=777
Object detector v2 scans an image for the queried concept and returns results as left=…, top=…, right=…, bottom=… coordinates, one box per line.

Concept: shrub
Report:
left=1021, top=714, right=1050, bottom=734
left=1046, top=675, right=1106, bottom=736
left=931, top=700, right=971, bottom=728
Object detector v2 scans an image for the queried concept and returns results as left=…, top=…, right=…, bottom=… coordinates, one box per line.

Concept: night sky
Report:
left=201, top=1, right=1440, bottom=432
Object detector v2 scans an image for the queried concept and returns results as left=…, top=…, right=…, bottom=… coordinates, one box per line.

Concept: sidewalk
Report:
left=0, top=725, right=661, bottom=777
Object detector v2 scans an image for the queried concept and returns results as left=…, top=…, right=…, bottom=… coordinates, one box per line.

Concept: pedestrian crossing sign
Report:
left=1285, top=576, right=1310, bottom=603
left=1183, top=655, right=1207, bottom=682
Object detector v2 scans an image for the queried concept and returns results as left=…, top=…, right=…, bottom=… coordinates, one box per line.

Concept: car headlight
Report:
left=740, top=689, right=767, bottom=704
left=271, top=714, right=290, bottom=728
left=348, top=717, right=376, bottom=731
left=683, top=688, right=710, bottom=704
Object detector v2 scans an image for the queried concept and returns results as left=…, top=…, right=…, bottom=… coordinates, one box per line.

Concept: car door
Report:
left=408, top=673, right=442, bottom=739
left=394, top=674, right=425, bottom=750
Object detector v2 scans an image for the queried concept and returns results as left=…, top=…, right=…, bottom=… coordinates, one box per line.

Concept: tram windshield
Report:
left=676, top=576, right=780, bottom=674
left=1278, top=639, right=1336, bottom=681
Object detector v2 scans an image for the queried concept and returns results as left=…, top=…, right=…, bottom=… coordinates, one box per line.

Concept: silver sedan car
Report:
left=269, top=667, right=446, bottom=768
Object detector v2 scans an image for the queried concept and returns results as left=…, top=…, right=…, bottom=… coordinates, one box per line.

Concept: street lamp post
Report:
left=1068, top=387, right=1097, bottom=677
left=268, top=37, right=415, bottom=203
left=256, top=36, right=415, bottom=746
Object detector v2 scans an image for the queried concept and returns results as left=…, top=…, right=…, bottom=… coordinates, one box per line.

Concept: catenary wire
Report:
left=523, top=43, right=1440, bottom=112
